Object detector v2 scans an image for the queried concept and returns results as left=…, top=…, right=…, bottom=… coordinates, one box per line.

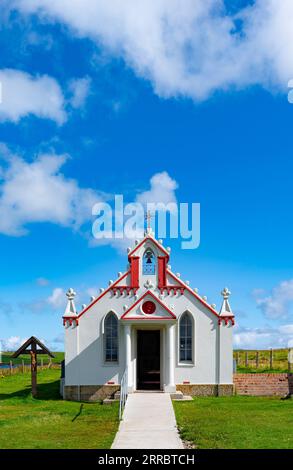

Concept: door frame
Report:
left=133, top=325, right=165, bottom=391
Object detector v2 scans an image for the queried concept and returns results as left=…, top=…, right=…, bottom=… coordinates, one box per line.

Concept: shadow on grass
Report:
left=72, top=403, right=84, bottom=422
left=0, top=380, right=61, bottom=401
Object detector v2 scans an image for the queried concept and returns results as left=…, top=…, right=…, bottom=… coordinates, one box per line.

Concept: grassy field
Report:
left=234, top=348, right=290, bottom=373
left=1, top=351, right=64, bottom=365
left=174, top=396, right=293, bottom=449
left=0, top=369, right=119, bottom=449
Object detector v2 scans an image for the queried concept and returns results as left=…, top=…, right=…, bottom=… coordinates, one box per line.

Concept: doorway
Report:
left=137, top=330, right=160, bottom=390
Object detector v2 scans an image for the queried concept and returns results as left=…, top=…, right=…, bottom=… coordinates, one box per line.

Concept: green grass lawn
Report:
left=173, top=396, right=293, bottom=449
left=0, top=369, right=119, bottom=449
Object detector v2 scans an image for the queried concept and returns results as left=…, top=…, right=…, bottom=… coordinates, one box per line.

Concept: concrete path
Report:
left=111, top=393, right=184, bottom=449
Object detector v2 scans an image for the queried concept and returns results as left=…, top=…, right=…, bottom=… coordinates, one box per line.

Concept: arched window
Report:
left=143, top=249, right=156, bottom=274
left=179, top=312, right=193, bottom=362
left=104, top=312, right=118, bottom=363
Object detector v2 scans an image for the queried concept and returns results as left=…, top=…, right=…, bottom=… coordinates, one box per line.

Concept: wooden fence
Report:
left=234, top=348, right=292, bottom=372
left=0, top=358, right=60, bottom=376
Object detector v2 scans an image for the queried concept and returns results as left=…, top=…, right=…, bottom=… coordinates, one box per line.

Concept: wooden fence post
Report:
left=270, top=348, right=273, bottom=369
left=245, top=351, right=248, bottom=367
left=288, top=348, right=292, bottom=373
left=41, top=358, right=43, bottom=370
left=9, top=360, right=13, bottom=375
left=256, top=351, right=259, bottom=368
left=22, top=359, right=25, bottom=373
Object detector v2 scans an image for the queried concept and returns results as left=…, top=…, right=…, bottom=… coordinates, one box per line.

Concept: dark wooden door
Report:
left=137, top=330, right=160, bottom=390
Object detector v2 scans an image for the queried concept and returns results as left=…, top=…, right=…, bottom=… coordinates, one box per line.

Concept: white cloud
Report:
left=47, top=287, right=65, bottom=309
left=0, top=336, right=28, bottom=351
left=68, top=77, right=91, bottom=109
left=253, top=279, right=293, bottom=319
left=0, top=68, right=66, bottom=123
left=234, top=323, right=293, bottom=349
left=0, top=335, right=60, bottom=352
left=10, top=0, right=293, bottom=100
left=136, top=171, right=178, bottom=207
left=0, top=145, right=105, bottom=236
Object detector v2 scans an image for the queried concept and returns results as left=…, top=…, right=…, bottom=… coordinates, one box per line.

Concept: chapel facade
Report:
left=62, top=230, right=234, bottom=400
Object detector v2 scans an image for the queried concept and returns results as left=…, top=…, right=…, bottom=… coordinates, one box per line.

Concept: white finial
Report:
left=167, top=264, right=171, bottom=270
left=109, top=280, right=113, bottom=285
left=64, top=288, right=77, bottom=317
left=82, top=304, right=86, bottom=310
left=66, top=287, right=76, bottom=301
left=166, top=247, right=171, bottom=252
left=99, top=287, right=105, bottom=293
left=90, top=296, right=96, bottom=301
left=211, top=303, right=216, bottom=309
left=127, top=247, right=131, bottom=253
left=203, top=296, right=207, bottom=301
left=185, top=280, right=190, bottom=285
left=135, top=239, right=139, bottom=245
left=118, top=272, right=122, bottom=277
left=144, top=279, right=154, bottom=289
left=194, top=288, right=198, bottom=293
left=159, top=239, right=163, bottom=244
left=221, top=287, right=231, bottom=299
left=176, top=272, right=181, bottom=278
left=219, top=287, right=233, bottom=317
left=123, top=305, right=128, bottom=311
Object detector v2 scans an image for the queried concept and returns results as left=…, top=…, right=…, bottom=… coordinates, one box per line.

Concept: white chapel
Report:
left=62, top=229, right=235, bottom=400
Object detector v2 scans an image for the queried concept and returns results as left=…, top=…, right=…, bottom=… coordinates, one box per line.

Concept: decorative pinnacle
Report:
left=66, top=288, right=76, bottom=301
left=221, top=287, right=231, bottom=299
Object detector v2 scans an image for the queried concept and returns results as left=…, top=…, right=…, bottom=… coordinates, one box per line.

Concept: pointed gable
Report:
left=121, top=290, right=176, bottom=320
left=128, top=234, right=170, bottom=260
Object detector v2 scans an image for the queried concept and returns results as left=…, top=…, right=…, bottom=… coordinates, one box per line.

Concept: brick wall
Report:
left=234, top=373, right=293, bottom=396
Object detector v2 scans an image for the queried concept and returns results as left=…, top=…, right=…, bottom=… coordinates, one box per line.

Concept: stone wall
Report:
left=233, top=373, right=293, bottom=396
left=64, top=384, right=120, bottom=401
left=176, top=384, right=233, bottom=396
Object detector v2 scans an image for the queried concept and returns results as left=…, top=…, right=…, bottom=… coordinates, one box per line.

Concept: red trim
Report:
left=130, top=256, right=140, bottom=288
left=128, top=235, right=169, bottom=260
left=121, top=290, right=176, bottom=319
left=183, top=381, right=190, bottom=384
left=123, top=316, right=175, bottom=321
left=111, top=286, right=138, bottom=295
left=63, top=317, right=79, bottom=326
left=160, top=286, right=185, bottom=295
left=167, top=270, right=223, bottom=319
left=218, top=317, right=235, bottom=326
left=158, top=256, right=167, bottom=288
left=62, top=270, right=130, bottom=324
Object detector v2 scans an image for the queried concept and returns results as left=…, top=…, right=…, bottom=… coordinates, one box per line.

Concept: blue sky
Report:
left=1, top=1, right=293, bottom=351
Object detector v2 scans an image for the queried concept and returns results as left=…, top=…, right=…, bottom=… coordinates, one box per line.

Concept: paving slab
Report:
left=111, top=393, right=184, bottom=449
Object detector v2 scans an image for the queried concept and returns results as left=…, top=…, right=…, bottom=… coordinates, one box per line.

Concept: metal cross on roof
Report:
left=145, top=210, right=154, bottom=231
